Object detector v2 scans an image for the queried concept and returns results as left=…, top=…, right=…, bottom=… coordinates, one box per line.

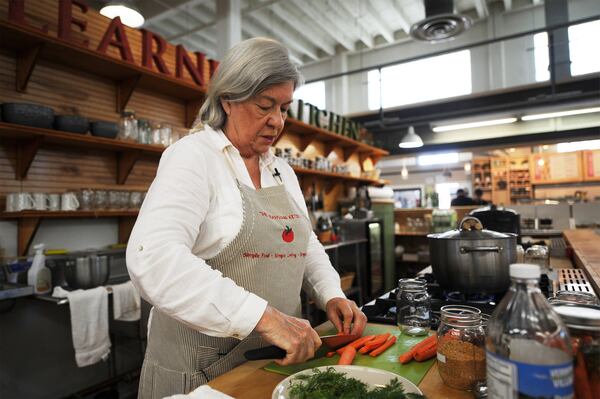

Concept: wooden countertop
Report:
left=208, top=323, right=471, bottom=398
left=563, top=229, right=600, bottom=294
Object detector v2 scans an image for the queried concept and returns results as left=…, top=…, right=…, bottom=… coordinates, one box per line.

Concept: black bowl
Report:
left=90, top=121, right=118, bottom=139
left=54, top=115, right=89, bottom=134
left=2, top=102, right=54, bottom=129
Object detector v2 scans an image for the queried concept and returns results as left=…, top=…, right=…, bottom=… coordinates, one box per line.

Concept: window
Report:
left=294, top=81, right=326, bottom=110
left=557, top=139, right=600, bottom=153
left=534, top=32, right=550, bottom=82
left=418, top=152, right=459, bottom=166
left=368, top=50, right=472, bottom=110
left=569, top=20, right=600, bottom=76
left=435, top=183, right=460, bottom=210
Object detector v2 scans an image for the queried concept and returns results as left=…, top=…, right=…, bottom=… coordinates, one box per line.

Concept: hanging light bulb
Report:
left=399, top=126, right=423, bottom=149
left=100, top=2, right=145, bottom=28
left=464, top=163, right=472, bottom=173
left=401, top=165, right=409, bottom=180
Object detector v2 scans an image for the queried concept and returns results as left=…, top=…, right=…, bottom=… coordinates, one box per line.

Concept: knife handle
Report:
left=244, top=345, right=287, bottom=360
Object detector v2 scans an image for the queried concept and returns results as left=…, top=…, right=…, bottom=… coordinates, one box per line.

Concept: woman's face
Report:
left=222, top=81, right=294, bottom=158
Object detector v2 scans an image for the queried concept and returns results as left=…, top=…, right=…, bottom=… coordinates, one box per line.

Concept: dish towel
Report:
left=53, top=286, right=111, bottom=367
left=110, top=281, right=141, bottom=321
left=165, top=385, right=234, bottom=399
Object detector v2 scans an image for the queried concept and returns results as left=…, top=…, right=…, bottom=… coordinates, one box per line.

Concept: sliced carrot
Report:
left=326, top=351, right=336, bottom=358
left=414, top=343, right=437, bottom=362
left=370, top=336, right=397, bottom=357
left=359, top=333, right=391, bottom=353
left=411, top=335, right=436, bottom=352
left=338, top=346, right=357, bottom=365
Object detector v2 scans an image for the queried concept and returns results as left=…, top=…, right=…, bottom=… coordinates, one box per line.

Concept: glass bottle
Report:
left=396, top=278, right=430, bottom=336
left=118, top=111, right=138, bottom=142
left=437, top=305, right=486, bottom=391
left=486, top=264, right=573, bottom=399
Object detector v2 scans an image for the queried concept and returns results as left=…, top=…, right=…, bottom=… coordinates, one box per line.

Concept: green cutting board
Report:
left=263, top=324, right=436, bottom=386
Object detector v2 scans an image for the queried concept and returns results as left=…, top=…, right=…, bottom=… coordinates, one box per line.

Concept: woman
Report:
left=126, top=37, right=367, bottom=398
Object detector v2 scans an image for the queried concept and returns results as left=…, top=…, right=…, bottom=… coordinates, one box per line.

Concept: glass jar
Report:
left=396, top=278, right=430, bottom=336
left=552, top=303, right=600, bottom=399
left=137, top=119, right=151, bottom=144
left=437, top=305, right=486, bottom=391
left=118, top=111, right=138, bottom=142
left=524, top=244, right=550, bottom=271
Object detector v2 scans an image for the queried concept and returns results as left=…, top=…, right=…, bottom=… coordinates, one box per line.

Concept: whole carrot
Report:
left=338, top=345, right=357, bottom=365
left=414, top=343, right=437, bottom=362
left=398, top=334, right=436, bottom=364
left=574, top=350, right=593, bottom=399
left=370, top=336, right=397, bottom=357
left=335, top=335, right=375, bottom=355
left=359, top=333, right=391, bottom=354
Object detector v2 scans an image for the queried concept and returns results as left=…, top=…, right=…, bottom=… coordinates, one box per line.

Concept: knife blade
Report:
left=244, top=333, right=361, bottom=360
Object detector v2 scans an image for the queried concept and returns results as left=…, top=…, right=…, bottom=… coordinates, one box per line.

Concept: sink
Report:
left=0, top=283, right=34, bottom=300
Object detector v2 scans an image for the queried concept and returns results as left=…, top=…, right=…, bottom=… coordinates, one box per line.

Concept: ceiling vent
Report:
left=410, top=0, right=473, bottom=42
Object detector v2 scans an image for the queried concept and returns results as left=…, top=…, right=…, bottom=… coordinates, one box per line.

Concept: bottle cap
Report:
left=510, top=263, right=540, bottom=279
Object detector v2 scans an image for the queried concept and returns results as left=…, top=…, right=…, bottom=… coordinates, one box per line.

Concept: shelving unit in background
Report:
left=509, top=156, right=532, bottom=202
left=472, top=158, right=492, bottom=201
left=491, top=157, right=510, bottom=205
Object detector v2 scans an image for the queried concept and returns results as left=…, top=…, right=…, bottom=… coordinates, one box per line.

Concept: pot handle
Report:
left=460, top=246, right=502, bottom=253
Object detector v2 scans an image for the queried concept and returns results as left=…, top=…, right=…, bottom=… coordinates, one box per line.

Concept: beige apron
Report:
left=138, top=150, right=312, bottom=399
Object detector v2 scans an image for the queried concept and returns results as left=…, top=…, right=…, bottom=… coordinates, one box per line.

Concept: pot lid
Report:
left=428, top=216, right=516, bottom=239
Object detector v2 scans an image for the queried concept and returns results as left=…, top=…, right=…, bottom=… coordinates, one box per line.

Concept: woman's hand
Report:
left=254, top=305, right=321, bottom=366
left=326, top=297, right=368, bottom=336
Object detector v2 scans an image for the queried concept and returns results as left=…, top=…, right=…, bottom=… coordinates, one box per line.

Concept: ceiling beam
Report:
left=241, top=17, right=304, bottom=64
left=533, top=0, right=543, bottom=4
left=145, top=0, right=212, bottom=26
left=330, top=0, right=374, bottom=48
left=391, top=0, right=412, bottom=33
left=156, top=22, right=216, bottom=58
left=503, top=0, right=512, bottom=11
left=269, top=3, right=336, bottom=55
left=475, top=0, right=490, bottom=18
left=246, top=11, right=319, bottom=60
left=363, top=1, right=395, bottom=43
left=289, top=0, right=355, bottom=51
left=335, top=0, right=375, bottom=43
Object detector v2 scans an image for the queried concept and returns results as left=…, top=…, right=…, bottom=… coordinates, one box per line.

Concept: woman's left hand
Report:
left=325, top=297, right=368, bottom=336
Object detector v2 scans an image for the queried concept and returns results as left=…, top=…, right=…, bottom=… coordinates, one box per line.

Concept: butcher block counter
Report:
left=208, top=322, right=471, bottom=398
left=563, top=228, right=600, bottom=295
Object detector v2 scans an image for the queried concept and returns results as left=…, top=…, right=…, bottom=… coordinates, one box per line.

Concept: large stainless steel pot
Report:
left=64, top=253, right=109, bottom=289
left=428, top=216, right=517, bottom=293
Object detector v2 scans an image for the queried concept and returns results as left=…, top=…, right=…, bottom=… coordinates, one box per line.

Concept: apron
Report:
left=138, top=149, right=312, bottom=399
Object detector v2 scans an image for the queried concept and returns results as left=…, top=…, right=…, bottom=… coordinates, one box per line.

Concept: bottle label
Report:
left=486, top=351, right=573, bottom=399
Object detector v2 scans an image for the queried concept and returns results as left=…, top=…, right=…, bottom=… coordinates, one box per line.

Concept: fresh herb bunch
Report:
left=287, top=367, right=425, bottom=399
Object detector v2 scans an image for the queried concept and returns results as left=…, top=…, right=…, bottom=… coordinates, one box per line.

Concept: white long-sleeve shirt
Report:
left=126, top=125, right=345, bottom=339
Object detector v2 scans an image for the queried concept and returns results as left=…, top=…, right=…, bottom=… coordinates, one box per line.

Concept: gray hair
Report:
left=197, top=38, right=303, bottom=130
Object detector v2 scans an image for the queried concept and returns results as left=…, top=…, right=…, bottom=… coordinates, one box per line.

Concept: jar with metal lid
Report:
left=437, top=305, right=486, bottom=391
left=552, top=303, right=600, bottom=398
left=396, top=278, right=430, bottom=336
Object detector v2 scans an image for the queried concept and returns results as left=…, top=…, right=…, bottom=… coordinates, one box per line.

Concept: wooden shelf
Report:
left=0, top=210, right=138, bottom=256
left=0, top=122, right=163, bottom=183
left=291, top=166, right=381, bottom=185
left=0, top=21, right=206, bottom=127
left=280, top=118, right=389, bottom=162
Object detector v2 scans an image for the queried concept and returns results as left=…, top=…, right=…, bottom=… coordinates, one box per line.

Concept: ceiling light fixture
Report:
left=432, top=117, right=517, bottom=132
left=398, top=126, right=423, bottom=148
left=521, top=106, right=600, bottom=121
left=100, top=2, right=145, bottom=28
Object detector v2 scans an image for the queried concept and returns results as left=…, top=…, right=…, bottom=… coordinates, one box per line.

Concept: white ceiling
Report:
left=92, top=0, right=542, bottom=64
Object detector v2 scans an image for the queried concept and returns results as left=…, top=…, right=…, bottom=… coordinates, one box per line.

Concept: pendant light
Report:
left=399, top=126, right=423, bottom=149
left=100, top=2, right=145, bottom=28
left=401, top=159, right=409, bottom=180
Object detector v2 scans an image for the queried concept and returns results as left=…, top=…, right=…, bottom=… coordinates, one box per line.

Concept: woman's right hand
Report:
left=254, top=305, right=321, bottom=366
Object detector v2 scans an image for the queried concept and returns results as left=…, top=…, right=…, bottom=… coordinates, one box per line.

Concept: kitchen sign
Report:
left=5, top=0, right=219, bottom=87
left=288, top=99, right=361, bottom=140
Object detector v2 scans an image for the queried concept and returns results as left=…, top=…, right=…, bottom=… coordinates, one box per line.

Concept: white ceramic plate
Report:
left=271, top=365, right=423, bottom=399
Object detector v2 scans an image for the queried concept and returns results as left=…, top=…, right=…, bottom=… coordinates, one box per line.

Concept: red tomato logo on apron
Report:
left=282, top=226, right=294, bottom=243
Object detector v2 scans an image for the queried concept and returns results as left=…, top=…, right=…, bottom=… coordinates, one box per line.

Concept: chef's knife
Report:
left=244, top=333, right=361, bottom=360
